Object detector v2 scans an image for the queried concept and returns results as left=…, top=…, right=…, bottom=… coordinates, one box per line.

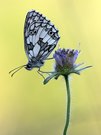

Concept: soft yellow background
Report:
left=0, top=0, right=100, bottom=135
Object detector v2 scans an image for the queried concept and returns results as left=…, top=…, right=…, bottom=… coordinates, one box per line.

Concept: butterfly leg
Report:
left=38, top=68, right=55, bottom=74
left=46, top=57, right=54, bottom=60
left=37, top=68, right=46, bottom=79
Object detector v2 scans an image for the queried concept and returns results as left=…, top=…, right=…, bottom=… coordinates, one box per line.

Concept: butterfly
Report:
left=9, top=10, right=60, bottom=77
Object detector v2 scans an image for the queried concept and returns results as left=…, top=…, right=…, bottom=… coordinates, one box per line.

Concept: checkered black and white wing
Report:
left=24, top=10, right=60, bottom=62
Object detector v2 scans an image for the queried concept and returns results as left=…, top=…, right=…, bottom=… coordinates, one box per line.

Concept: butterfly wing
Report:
left=24, top=10, right=60, bottom=63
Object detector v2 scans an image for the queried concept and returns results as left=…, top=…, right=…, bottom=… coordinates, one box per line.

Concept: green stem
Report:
left=63, top=75, right=71, bottom=135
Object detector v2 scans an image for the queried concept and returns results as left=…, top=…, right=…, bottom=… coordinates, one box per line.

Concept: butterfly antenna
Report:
left=9, top=65, right=26, bottom=77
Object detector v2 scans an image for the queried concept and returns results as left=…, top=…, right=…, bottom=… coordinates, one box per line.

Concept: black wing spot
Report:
left=48, top=31, right=54, bottom=36
left=27, top=43, right=34, bottom=50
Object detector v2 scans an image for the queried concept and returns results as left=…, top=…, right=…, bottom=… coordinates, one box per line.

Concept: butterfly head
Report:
left=25, top=61, right=44, bottom=70
left=25, top=63, right=32, bottom=70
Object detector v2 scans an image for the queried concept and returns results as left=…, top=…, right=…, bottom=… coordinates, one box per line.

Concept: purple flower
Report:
left=43, top=47, right=92, bottom=135
left=53, top=48, right=79, bottom=72
left=43, top=48, right=92, bottom=84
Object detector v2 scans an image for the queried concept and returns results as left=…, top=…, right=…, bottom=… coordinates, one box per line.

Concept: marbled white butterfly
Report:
left=9, top=10, right=60, bottom=76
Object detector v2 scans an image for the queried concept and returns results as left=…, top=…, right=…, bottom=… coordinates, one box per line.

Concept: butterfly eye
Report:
left=25, top=63, right=32, bottom=70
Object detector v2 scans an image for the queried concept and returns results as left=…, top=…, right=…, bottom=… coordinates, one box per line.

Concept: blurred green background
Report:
left=0, top=0, right=100, bottom=135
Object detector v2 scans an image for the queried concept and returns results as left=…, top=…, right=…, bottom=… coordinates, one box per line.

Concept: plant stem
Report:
left=63, top=75, right=71, bottom=135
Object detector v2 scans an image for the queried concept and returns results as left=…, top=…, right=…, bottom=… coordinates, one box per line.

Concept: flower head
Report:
left=43, top=48, right=92, bottom=84
left=53, top=48, right=79, bottom=72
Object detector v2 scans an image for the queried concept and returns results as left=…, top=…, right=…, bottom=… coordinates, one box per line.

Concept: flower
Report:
left=53, top=48, right=79, bottom=73
left=43, top=48, right=92, bottom=84
left=43, top=47, right=92, bottom=135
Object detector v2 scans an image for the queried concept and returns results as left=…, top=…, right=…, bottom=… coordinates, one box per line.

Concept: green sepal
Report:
left=43, top=72, right=60, bottom=85
left=75, top=65, right=92, bottom=74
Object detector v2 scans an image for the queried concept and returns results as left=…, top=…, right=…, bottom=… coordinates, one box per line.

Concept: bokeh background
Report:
left=0, top=0, right=101, bottom=135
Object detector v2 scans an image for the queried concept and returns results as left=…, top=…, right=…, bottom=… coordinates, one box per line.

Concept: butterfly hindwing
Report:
left=24, top=10, right=60, bottom=63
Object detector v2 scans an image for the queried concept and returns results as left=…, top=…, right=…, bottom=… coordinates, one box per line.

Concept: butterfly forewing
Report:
left=24, top=10, right=60, bottom=66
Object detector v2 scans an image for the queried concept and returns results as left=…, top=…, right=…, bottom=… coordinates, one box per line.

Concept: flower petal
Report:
left=53, top=53, right=63, bottom=66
